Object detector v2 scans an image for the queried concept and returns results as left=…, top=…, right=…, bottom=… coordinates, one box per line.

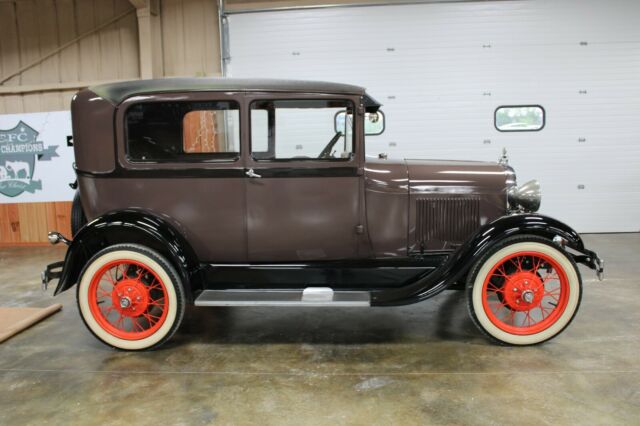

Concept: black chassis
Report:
left=43, top=210, right=604, bottom=306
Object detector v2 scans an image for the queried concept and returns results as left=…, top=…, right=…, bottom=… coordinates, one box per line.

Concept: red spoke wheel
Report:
left=467, top=236, right=581, bottom=345
left=77, top=244, right=185, bottom=351
left=88, top=259, right=169, bottom=340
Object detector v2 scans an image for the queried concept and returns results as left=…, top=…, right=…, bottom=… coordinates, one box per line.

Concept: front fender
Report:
left=372, top=213, right=593, bottom=306
left=52, top=209, right=200, bottom=299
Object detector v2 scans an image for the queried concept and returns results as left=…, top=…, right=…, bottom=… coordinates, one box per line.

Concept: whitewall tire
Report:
left=77, top=244, right=185, bottom=350
left=466, top=236, right=582, bottom=345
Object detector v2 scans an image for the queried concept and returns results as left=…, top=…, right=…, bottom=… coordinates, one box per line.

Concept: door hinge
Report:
left=355, top=224, right=364, bottom=235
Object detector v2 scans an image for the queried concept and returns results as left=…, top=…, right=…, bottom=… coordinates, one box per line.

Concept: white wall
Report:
left=227, top=0, right=640, bottom=233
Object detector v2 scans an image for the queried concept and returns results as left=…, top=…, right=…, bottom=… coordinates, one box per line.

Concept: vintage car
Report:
left=42, top=78, right=604, bottom=351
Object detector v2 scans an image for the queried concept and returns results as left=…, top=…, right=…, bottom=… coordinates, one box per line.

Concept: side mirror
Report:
left=334, top=110, right=385, bottom=136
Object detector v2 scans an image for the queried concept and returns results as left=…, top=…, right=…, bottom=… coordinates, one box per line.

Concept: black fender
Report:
left=371, top=213, right=591, bottom=306
left=53, top=209, right=201, bottom=300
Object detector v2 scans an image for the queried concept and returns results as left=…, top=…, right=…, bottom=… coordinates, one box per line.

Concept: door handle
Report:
left=245, top=168, right=262, bottom=178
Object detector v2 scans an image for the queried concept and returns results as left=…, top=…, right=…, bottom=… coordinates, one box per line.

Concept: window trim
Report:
left=124, top=100, right=242, bottom=164
left=249, top=98, right=356, bottom=163
left=494, top=104, right=545, bottom=133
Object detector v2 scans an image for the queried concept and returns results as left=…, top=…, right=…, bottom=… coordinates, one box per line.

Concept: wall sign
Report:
left=0, top=111, right=75, bottom=203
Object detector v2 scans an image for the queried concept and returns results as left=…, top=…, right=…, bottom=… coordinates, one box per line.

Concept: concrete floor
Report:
left=0, top=234, right=638, bottom=425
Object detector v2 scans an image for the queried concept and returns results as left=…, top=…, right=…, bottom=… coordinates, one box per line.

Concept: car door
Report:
left=114, top=92, right=247, bottom=262
left=244, top=94, right=365, bottom=262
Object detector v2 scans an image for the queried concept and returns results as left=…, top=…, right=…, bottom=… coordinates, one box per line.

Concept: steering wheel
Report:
left=318, top=132, right=343, bottom=159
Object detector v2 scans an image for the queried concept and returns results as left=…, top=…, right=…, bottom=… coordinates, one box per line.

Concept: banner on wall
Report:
left=0, top=111, right=75, bottom=204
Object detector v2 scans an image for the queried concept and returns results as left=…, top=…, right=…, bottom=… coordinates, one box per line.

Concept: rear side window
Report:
left=126, top=101, right=240, bottom=162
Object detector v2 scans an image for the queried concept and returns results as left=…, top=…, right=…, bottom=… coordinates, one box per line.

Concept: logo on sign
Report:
left=0, top=121, right=58, bottom=197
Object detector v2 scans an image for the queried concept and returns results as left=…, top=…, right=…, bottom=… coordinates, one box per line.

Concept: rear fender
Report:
left=53, top=209, right=200, bottom=301
left=372, top=214, right=589, bottom=306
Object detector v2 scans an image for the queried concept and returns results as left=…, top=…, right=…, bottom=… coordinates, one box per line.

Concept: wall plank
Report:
left=75, top=0, right=100, bottom=82
left=0, top=202, right=71, bottom=245
left=57, top=0, right=80, bottom=84
left=161, top=0, right=186, bottom=76
left=96, top=0, right=120, bottom=80
left=116, top=0, right=140, bottom=78
left=0, top=2, right=25, bottom=113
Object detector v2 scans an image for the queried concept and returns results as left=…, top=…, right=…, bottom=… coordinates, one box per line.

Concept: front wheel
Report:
left=466, top=235, right=582, bottom=345
left=77, top=244, right=185, bottom=350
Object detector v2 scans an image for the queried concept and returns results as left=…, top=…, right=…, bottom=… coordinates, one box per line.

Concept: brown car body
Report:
left=71, top=79, right=510, bottom=263
left=44, top=78, right=602, bottom=312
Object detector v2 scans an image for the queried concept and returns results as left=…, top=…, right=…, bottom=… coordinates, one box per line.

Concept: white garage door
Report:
left=227, top=0, right=640, bottom=233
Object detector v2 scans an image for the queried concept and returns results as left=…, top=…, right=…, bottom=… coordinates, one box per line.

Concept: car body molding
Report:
left=53, top=209, right=200, bottom=298
left=371, top=213, right=585, bottom=306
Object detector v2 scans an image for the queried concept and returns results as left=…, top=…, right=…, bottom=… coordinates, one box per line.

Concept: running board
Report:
left=194, top=287, right=370, bottom=307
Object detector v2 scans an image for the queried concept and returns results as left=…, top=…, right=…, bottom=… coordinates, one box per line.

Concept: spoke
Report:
left=116, top=264, right=125, bottom=281
left=491, top=271, right=509, bottom=279
left=489, top=301, right=507, bottom=313
left=132, top=319, right=145, bottom=332
left=109, top=267, right=118, bottom=284
left=135, top=267, right=146, bottom=281
left=104, top=270, right=113, bottom=285
left=98, top=289, right=111, bottom=298
left=498, top=264, right=508, bottom=277
left=543, top=291, right=560, bottom=301
left=539, top=306, right=549, bottom=320
left=143, top=312, right=159, bottom=325
left=532, top=256, right=544, bottom=273
left=115, top=314, right=125, bottom=330
left=147, top=281, right=163, bottom=291
left=487, top=284, right=503, bottom=293
left=509, top=257, right=520, bottom=271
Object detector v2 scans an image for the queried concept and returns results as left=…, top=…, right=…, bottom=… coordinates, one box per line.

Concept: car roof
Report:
left=89, top=78, right=369, bottom=105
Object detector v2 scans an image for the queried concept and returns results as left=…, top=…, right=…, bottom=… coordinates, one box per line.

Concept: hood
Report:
left=405, top=158, right=513, bottom=194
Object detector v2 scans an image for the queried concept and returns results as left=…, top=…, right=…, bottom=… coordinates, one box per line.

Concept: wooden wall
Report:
left=0, top=0, right=140, bottom=114
left=0, top=202, right=72, bottom=246
left=0, top=0, right=220, bottom=245
left=162, top=0, right=220, bottom=77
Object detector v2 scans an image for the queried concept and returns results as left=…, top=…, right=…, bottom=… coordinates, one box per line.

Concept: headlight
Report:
left=508, top=179, right=541, bottom=212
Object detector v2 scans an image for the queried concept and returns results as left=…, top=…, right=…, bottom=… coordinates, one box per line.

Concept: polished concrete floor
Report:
left=0, top=234, right=638, bottom=425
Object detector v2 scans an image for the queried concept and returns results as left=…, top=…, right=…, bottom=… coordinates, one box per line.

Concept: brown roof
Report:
left=90, top=78, right=368, bottom=105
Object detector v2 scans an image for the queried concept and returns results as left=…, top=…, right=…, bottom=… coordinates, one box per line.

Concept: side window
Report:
left=250, top=99, right=354, bottom=161
left=126, top=101, right=240, bottom=162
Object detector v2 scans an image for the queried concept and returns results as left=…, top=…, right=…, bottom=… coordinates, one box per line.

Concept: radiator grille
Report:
left=415, top=197, right=480, bottom=246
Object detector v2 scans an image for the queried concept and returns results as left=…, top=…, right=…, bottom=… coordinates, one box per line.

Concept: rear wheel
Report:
left=77, top=244, right=185, bottom=350
left=466, top=235, right=582, bottom=345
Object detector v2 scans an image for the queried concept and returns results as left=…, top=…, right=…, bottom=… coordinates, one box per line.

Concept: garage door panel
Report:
left=229, top=0, right=640, bottom=232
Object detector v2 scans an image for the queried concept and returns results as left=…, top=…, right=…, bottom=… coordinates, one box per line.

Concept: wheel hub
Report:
left=111, top=279, right=149, bottom=317
left=503, top=271, right=543, bottom=311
